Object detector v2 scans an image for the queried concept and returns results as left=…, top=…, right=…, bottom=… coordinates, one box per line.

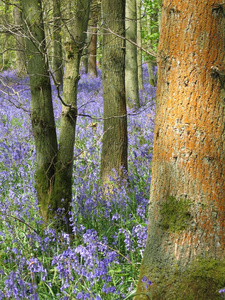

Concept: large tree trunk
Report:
left=13, top=1, right=27, bottom=78
left=136, top=1, right=225, bottom=299
left=100, top=0, right=128, bottom=185
left=125, top=0, right=140, bottom=108
left=21, top=0, right=58, bottom=222
left=52, top=0, right=63, bottom=86
left=51, top=0, right=90, bottom=231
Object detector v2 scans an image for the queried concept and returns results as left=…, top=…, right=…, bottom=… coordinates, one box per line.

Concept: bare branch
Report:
left=5, top=214, right=38, bottom=235
left=86, top=26, right=157, bottom=58
left=0, top=77, right=30, bottom=113
left=77, top=101, right=155, bottom=121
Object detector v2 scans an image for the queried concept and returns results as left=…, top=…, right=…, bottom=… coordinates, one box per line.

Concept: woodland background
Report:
left=0, top=0, right=225, bottom=299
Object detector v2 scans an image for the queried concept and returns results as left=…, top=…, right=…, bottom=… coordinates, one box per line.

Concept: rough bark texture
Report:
left=13, top=2, right=27, bottom=78
left=100, top=0, right=128, bottom=185
left=52, top=0, right=63, bottom=85
left=135, top=1, right=225, bottom=299
left=22, top=0, right=58, bottom=222
left=125, top=0, right=140, bottom=108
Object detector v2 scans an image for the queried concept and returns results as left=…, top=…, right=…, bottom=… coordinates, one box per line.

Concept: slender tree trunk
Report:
left=52, top=0, right=63, bottom=85
left=100, top=0, right=128, bottom=185
left=2, top=0, right=12, bottom=70
left=125, top=0, right=140, bottom=108
left=51, top=0, right=90, bottom=231
left=42, top=0, right=53, bottom=68
left=135, top=1, right=225, bottom=299
left=147, top=15, right=155, bottom=86
left=136, top=0, right=143, bottom=91
left=22, top=0, right=90, bottom=233
left=13, top=1, right=27, bottom=78
left=88, top=0, right=99, bottom=77
left=147, top=61, right=155, bottom=86
left=88, top=30, right=97, bottom=77
left=21, top=0, right=58, bottom=222
left=83, top=45, right=89, bottom=74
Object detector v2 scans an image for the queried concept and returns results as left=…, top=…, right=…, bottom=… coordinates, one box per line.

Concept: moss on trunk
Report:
left=136, top=258, right=225, bottom=299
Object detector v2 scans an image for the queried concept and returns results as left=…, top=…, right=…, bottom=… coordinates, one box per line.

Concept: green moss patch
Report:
left=149, top=258, right=225, bottom=299
left=174, top=258, right=225, bottom=299
left=160, top=196, right=192, bottom=232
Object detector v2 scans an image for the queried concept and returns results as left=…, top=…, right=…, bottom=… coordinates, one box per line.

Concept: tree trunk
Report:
left=100, top=0, right=128, bottom=185
left=13, top=1, right=27, bottom=78
left=147, top=14, right=155, bottom=86
left=52, top=0, right=63, bottom=86
left=136, top=0, right=143, bottom=91
left=21, top=0, right=58, bottom=222
left=22, top=0, right=90, bottom=233
left=42, top=0, right=53, bottom=69
left=88, top=0, right=99, bottom=77
left=125, top=0, right=140, bottom=108
left=83, top=45, right=89, bottom=74
left=135, top=1, right=225, bottom=299
left=88, top=29, right=97, bottom=77
left=2, top=0, right=12, bottom=70
left=51, top=0, right=90, bottom=231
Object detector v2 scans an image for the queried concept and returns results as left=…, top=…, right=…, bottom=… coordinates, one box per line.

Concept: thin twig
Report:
left=87, top=26, right=157, bottom=58
left=97, top=242, right=139, bottom=271
left=77, top=102, right=155, bottom=121
left=5, top=214, right=38, bottom=234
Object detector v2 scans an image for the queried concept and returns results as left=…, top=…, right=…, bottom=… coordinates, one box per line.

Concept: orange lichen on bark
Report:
left=152, top=0, right=225, bottom=255
left=136, top=1, right=225, bottom=297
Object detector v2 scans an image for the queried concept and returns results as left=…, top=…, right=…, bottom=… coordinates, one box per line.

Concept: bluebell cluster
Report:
left=0, top=66, right=156, bottom=299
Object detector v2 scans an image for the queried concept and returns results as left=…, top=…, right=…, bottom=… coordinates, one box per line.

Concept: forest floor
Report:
left=0, top=66, right=156, bottom=299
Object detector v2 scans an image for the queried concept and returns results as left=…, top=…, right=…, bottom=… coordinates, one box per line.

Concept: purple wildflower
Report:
left=142, top=276, right=152, bottom=289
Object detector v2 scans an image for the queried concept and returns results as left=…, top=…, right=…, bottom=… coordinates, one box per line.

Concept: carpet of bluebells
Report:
left=0, top=65, right=157, bottom=299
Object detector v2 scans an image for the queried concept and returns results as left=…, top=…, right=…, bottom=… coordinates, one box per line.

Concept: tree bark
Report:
left=52, top=0, right=63, bottom=85
left=13, top=1, right=27, bottom=78
left=147, top=14, right=155, bottom=86
left=88, top=0, right=99, bottom=77
left=42, top=0, right=53, bottom=70
left=1, top=0, right=13, bottom=70
left=135, top=1, right=225, bottom=299
left=100, top=0, right=128, bottom=185
left=21, top=0, right=58, bottom=222
left=51, top=0, right=90, bottom=231
left=125, top=0, right=140, bottom=108
left=22, top=0, right=90, bottom=233
left=136, top=0, right=143, bottom=91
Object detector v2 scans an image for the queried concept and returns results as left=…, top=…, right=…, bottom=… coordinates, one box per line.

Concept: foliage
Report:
left=142, top=0, right=162, bottom=61
left=0, top=66, right=156, bottom=299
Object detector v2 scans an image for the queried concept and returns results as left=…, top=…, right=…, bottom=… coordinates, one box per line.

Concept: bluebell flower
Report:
left=142, top=276, right=152, bottom=289
left=219, top=288, right=225, bottom=298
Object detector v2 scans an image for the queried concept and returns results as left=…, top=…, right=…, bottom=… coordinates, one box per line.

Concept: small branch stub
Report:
left=211, top=65, right=225, bottom=87
left=212, top=3, right=225, bottom=15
